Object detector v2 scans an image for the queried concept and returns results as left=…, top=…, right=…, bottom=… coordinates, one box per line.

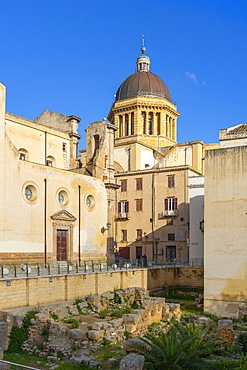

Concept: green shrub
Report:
left=131, top=300, right=139, bottom=309
left=61, top=317, right=79, bottom=328
left=7, top=326, right=28, bottom=353
left=87, top=303, right=94, bottom=311
left=50, top=311, right=59, bottom=321
left=239, top=333, right=247, bottom=354
left=111, top=306, right=132, bottom=319
left=114, top=292, right=121, bottom=304
left=7, top=309, right=38, bottom=353
left=99, top=309, right=108, bottom=319
left=22, top=309, right=38, bottom=328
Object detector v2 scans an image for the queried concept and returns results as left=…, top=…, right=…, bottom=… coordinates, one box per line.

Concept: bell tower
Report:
left=85, top=119, right=119, bottom=262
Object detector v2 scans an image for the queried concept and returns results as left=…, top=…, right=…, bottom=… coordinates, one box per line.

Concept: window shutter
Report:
left=174, top=198, right=178, bottom=210
left=118, top=202, right=121, bottom=213
left=126, top=201, right=129, bottom=212
left=165, top=198, right=168, bottom=210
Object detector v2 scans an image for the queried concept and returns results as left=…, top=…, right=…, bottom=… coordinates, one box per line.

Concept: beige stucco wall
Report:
left=5, top=113, right=72, bottom=169
left=115, top=167, right=196, bottom=261
left=0, top=83, right=108, bottom=263
left=204, top=146, right=247, bottom=318
left=188, top=176, right=204, bottom=262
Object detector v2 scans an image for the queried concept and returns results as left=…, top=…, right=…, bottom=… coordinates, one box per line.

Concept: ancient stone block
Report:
left=66, top=329, right=83, bottom=340
left=120, top=353, right=145, bottom=370
left=218, top=319, right=233, bottom=330
left=125, top=324, right=137, bottom=333
left=123, top=338, right=149, bottom=353
left=87, top=330, right=104, bottom=340
left=122, top=314, right=140, bottom=325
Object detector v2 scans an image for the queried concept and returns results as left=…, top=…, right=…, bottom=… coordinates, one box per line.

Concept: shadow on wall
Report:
left=117, top=201, right=190, bottom=264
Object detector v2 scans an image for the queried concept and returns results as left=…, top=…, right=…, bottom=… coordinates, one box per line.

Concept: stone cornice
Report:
left=114, top=165, right=201, bottom=177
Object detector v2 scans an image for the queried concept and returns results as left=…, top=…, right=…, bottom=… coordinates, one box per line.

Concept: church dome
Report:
left=115, top=71, right=171, bottom=102
left=115, top=37, right=172, bottom=102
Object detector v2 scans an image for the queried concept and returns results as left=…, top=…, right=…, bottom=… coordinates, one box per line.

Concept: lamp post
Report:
left=143, top=232, right=148, bottom=255
left=154, top=237, right=160, bottom=264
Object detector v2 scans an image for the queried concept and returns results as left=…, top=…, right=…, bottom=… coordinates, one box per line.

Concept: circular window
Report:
left=57, top=189, right=69, bottom=206
left=58, top=192, right=64, bottom=204
left=23, top=184, right=38, bottom=204
left=25, top=187, right=32, bottom=200
left=86, top=195, right=95, bottom=209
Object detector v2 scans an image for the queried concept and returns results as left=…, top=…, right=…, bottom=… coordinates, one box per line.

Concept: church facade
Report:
left=0, top=83, right=108, bottom=264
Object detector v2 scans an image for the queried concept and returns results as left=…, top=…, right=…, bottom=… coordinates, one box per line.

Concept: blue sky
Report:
left=1, top=0, right=247, bottom=149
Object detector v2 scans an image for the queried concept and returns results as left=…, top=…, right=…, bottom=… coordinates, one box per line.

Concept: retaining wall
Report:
left=0, top=267, right=203, bottom=310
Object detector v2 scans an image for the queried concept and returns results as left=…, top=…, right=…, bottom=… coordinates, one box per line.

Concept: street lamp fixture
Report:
left=101, top=222, right=111, bottom=234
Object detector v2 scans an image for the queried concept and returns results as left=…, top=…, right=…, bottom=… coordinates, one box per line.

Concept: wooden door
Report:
left=57, top=229, right=68, bottom=261
left=136, top=246, right=142, bottom=259
left=119, top=247, right=130, bottom=260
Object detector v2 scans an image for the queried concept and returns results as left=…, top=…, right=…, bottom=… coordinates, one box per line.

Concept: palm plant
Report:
left=131, top=321, right=220, bottom=369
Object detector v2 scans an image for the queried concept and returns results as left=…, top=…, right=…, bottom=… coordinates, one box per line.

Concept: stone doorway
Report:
left=56, top=229, right=68, bottom=261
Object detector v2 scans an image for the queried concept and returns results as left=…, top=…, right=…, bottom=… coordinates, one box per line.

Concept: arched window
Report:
left=148, top=112, right=153, bottom=135
left=18, top=148, right=28, bottom=161
left=131, top=112, right=134, bottom=135
left=46, top=155, right=56, bottom=167
left=119, top=115, right=123, bottom=137
left=156, top=113, right=161, bottom=135
left=142, top=112, right=146, bottom=134
left=125, top=114, right=129, bottom=136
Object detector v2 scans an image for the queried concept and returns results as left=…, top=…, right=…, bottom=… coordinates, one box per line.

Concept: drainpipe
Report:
left=44, top=178, right=47, bottom=267
left=45, top=131, right=47, bottom=165
left=78, top=185, right=81, bottom=266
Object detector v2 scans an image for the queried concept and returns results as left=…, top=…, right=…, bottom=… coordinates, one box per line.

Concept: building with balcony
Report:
left=82, top=40, right=217, bottom=263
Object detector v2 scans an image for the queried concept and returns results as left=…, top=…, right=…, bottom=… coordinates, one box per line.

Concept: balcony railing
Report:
left=116, top=212, right=130, bottom=220
left=158, top=209, right=178, bottom=219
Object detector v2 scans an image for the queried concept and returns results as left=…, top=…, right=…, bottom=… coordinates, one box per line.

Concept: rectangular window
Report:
left=121, top=229, right=127, bottom=242
left=168, top=233, right=175, bottom=241
left=136, top=229, right=142, bottom=241
left=136, top=178, right=143, bottom=191
left=118, top=201, right=129, bottom=214
left=168, top=175, right=175, bottom=188
left=62, top=143, right=67, bottom=152
left=120, top=179, right=127, bottom=192
left=165, top=197, right=177, bottom=212
left=136, top=199, right=143, bottom=212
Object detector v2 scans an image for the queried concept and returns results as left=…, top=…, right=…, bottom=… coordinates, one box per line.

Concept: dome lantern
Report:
left=136, top=35, right=150, bottom=72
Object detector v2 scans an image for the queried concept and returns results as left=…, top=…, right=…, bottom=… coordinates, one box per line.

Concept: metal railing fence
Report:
left=0, top=258, right=203, bottom=280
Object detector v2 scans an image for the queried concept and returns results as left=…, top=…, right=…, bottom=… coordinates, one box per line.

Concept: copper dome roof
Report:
left=115, top=71, right=172, bottom=102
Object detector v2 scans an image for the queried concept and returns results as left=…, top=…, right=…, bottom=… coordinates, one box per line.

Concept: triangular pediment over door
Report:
left=51, top=210, right=77, bottom=222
